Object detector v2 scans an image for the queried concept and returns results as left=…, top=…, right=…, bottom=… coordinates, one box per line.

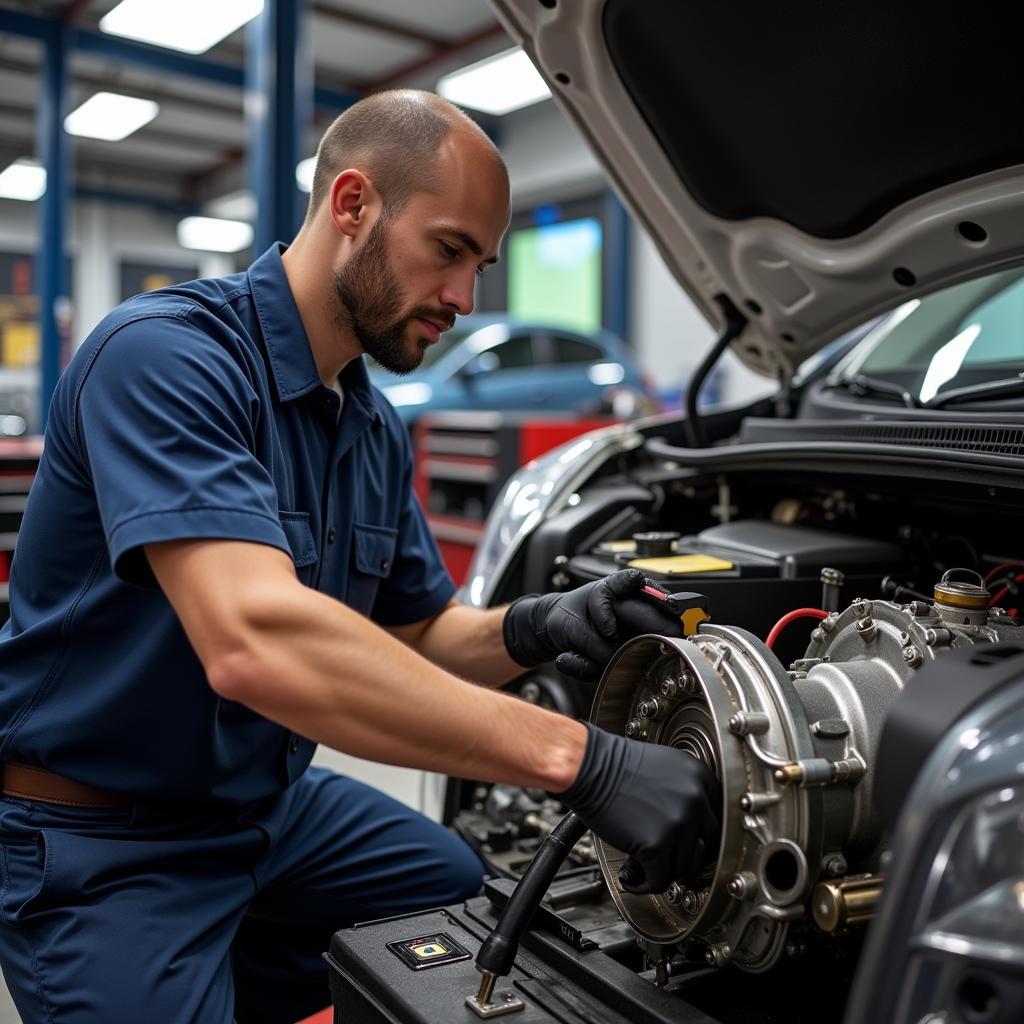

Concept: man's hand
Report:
left=502, top=568, right=686, bottom=680
left=555, top=722, right=722, bottom=894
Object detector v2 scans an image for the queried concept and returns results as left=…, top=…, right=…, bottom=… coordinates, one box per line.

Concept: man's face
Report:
left=332, top=132, right=510, bottom=375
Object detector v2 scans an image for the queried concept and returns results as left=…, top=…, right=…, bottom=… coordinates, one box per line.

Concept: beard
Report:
left=331, top=215, right=452, bottom=375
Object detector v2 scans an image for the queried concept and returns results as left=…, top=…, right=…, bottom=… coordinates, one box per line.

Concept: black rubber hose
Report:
left=474, top=811, right=589, bottom=978
left=684, top=294, right=748, bottom=450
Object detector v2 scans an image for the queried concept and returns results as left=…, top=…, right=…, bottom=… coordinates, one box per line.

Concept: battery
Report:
left=326, top=890, right=857, bottom=1024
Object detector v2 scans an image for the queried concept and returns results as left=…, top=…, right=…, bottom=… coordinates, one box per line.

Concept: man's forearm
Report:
left=229, top=586, right=581, bottom=787
left=400, top=601, right=526, bottom=687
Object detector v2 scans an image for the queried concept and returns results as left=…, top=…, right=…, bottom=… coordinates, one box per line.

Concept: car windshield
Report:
left=835, top=267, right=1024, bottom=402
left=364, top=329, right=470, bottom=374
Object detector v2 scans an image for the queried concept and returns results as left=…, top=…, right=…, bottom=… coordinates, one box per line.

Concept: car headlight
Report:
left=460, top=423, right=639, bottom=607
left=845, top=645, right=1024, bottom=1024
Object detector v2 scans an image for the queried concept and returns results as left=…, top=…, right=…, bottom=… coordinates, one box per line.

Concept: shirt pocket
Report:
left=348, top=522, right=398, bottom=616
left=279, top=510, right=318, bottom=586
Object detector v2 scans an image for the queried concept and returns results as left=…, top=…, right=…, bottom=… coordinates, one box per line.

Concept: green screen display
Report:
left=508, top=217, right=602, bottom=333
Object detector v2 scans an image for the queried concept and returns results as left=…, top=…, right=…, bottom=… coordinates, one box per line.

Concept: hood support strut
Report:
left=684, top=294, right=748, bottom=448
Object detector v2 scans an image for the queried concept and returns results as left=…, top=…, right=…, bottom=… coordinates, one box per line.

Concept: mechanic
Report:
left=0, top=90, right=720, bottom=1024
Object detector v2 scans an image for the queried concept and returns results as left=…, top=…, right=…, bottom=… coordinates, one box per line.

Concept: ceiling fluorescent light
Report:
left=438, top=47, right=551, bottom=115
left=0, top=159, right=46, bottom=201
left=100, top=0, right=264, bottom=55
left=296, top=157, right=316, bottom=193
left=204, top=190, right=256, bottom=223
left=177, top=216, right=253, bottom=253
left=65, top=92, right=159, bottom=142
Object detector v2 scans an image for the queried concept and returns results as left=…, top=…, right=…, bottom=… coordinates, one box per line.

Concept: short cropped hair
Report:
left=306, top=90, right=500, bottom=221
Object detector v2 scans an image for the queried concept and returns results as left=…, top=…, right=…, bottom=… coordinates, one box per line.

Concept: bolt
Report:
left=639, top=697, right=663, bottom=719
left=679, top=670, right=698, bottom=696
left=740, top=790, right=781, bottom=812
left=990, top=606, right=1008, bottom=618
left=681, top=889, right=700, bottom=914
left=705, top=943, right=731, bottom=967
left=728, top=710, right=769, bottom=736
left=903, top=645, right=923, bottom=667
left=625, top=719, right=641, bottom=738
left=852, top=600, right=871, bottom=618
left=661, top=678, right=678, bottom=698
left=664, top=883, right=683, bottom=906
left=520, top=681, right=541, bottom=703
left=823, top=854, right=847, bottom=878
left=855, top=616, right=876, bottom=642
left=810, top=627, right=825, bottom=643
left=727, top=872, right=756, bottom=900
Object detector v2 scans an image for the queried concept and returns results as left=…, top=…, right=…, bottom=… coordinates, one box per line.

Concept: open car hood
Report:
left=491, top=0, right=1024, bottom=379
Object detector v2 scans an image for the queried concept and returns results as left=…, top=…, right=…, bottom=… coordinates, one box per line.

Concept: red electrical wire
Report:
left=990, top=572, right=1024, bottom=607
left=765, top=608, right=829, bottom=650
left=984, top=561, right=1024, bottom=583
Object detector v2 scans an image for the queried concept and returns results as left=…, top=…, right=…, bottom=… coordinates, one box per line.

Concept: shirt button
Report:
left=289, top=738, right=300, bottom=754
left=327, top=528, right=337, bottom=544
left=380, top=558, right=390, bottom=572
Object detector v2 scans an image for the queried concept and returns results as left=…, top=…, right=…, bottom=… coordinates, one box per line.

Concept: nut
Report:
left=705, top=943, right=731, bottom=967
left=823, top=854, right=847, bottom=878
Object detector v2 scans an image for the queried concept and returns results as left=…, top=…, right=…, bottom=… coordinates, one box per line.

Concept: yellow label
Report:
left=410, top=942, right=449, bottom=959
left=627, top=554, right=734, bottom=574
left=682, top=608, right=710, bottom=635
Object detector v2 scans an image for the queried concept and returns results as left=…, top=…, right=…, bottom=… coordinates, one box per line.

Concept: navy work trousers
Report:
left=0, top=766, right=485, bottom=1023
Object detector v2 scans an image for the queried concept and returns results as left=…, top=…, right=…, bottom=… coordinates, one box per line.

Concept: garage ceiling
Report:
left=0, top=0, right=510, bottom=209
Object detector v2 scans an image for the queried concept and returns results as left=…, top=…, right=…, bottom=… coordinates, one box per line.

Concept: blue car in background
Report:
left=366, top=314, right=652, bottom=425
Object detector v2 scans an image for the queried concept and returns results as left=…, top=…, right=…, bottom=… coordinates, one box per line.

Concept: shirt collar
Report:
left=248, top=243, right=320, bottom=402
left=338, top=351, right=383, bottom=424
left=247, top=243, right=381, bottom=423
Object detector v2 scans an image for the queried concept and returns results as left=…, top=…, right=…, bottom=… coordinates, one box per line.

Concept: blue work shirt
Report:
left=0, top=244, right=455, bottom=805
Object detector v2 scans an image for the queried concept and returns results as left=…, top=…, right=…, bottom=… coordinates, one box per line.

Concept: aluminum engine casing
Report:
left=589, top=590, right=1023, bottom=972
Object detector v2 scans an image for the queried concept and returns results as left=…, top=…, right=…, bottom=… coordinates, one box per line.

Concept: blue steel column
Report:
left=247, top=0, right=311, bottom=253
left=36, top=20, right=71, bottom=427
left=603, top=189, right=631, bottom=342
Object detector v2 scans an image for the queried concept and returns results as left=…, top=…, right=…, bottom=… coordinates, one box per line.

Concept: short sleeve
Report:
left=370, top=424, right=455, bottom=626
left=75, top=312, right=289, bottom=586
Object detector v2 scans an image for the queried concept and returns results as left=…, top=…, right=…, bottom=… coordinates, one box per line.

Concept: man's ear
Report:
left=328, top=169, right=379, bottom=239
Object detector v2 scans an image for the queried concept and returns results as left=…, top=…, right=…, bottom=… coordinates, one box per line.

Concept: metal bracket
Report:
left=465, top=990, right=526, bottom=1018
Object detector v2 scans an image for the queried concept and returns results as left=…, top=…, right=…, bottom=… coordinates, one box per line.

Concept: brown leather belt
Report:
left=1, top=763, right=131, bottom=809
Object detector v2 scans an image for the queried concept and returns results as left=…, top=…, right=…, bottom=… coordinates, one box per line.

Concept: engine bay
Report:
left=448, top=458, right=1024, bottom=1011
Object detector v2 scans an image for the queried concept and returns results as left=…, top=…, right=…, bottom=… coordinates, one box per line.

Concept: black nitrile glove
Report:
left=556, top=722, right=722, bottom=895
left=502, top=568, right=686, bottom=681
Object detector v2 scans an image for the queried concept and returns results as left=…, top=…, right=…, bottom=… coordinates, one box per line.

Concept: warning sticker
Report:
left=387, top=932, right=472, bottom=971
